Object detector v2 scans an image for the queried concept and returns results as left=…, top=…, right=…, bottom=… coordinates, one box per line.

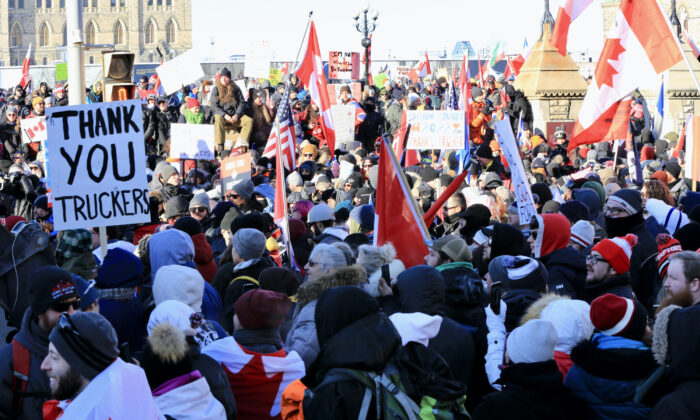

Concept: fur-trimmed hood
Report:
left=296, top=265, right=368, bottom=308
left=652, top=304, right=681, bottom=366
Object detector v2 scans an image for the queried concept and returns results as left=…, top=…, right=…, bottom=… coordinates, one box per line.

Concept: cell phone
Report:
left=381, top=264, right=391, bottom=283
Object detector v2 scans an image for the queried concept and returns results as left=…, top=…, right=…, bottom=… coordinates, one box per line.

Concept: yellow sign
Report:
left=269, top=68, right=282, bottom=85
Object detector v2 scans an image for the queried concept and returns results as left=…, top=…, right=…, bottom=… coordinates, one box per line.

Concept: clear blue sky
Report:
left=191, top=0, right=603, bottom=62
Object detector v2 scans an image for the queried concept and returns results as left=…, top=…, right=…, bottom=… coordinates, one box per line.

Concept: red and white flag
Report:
left=19, top=43, right=32, bottom=89
left=280, top=62, right=289, bottom=76
left=375, top=138, right=429, bottom=267
left=262, top=85, right=296, bottom=172
left=509, top=38, right=530, bottom=76
left=569, top=0, right=684, bottom=152
left=295, top=21, right=335, bottom=155
left=457, top=54, right=470, bottom=111
left=551, top=0, right=594, bottom=56
left=685, top=115, right=700, bottom=182
left=408, top=51, right=431, bottom=83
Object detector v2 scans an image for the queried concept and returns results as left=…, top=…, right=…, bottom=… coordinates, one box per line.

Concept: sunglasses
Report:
left=30, top=166, right=40, bottom=170
left=57, top=313, right=115, bottom=370
left=51, top=299, right=81, bottom=313
left=226, top=194, right=240, bottom=200
left=303, top=153, right=315, bottom=158
left=190, top=206, right=207, bottom=213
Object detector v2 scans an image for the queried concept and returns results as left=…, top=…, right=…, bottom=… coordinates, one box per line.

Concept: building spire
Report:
left=669, top=0, right=682, bottom=42
left=540, top=0, right=555, bottom=40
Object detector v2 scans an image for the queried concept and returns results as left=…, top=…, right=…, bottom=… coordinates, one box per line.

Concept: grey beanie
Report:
left=164, top=195, right=190, bottom=219
left=232, top=228, right=266, bottom=261
left=159, top=165, right=178, bottom=185
left=287, top=171, right=303, bottom=188
left=232, top=179, right=255, bottom=201
left=189, top=193, right=210, bottom=210
left=49, top=312, right=119, bottom=380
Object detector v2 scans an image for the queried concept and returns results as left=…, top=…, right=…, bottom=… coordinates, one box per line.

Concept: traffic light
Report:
left=102, top=51, right=135, bottom=102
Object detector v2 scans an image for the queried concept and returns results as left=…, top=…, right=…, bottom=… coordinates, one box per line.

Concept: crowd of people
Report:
left=0, top=62, right=699, bottom=420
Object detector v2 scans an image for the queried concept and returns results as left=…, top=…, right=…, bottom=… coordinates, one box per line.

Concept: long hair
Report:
left=253, top=102, right=272, bottom=129
left=215, top=78, right=236, bottom=106
left=643, top=179, right=674, bottom=206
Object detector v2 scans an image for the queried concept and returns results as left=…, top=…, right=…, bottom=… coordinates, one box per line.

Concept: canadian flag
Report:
left=551, top=0, right=594, bottom=56
left=457, top=54, right=470, bottom=111
left=408, top=51, right=431, bottom=83
left=569, top=0, right=684, bottom=152
left=375, top=137, right=429, bottom=267
left=295, top=21, right=335, bottom=155
left=280, top=62, right=289, bottom=76
left=19, top=43, right=32, bottom=89
left=510, top=38, right=530, bottom=76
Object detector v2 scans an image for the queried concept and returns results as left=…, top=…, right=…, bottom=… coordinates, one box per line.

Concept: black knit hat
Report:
left=476, top=143, right=493, bottom=159
left=220, top=67, right=232, bottom=79
left=493, top=255, right=548, bottom=292
left=28, top=266, right=78, bottom=315
left=173, top=216, right=202, bottom=236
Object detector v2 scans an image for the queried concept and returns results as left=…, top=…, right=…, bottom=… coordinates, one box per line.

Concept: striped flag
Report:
left=263, top=83, right=296, bottom=171
left=408, top=51, right=431, bottom=83
left=510, top=38, right=530, bottom=76
left=19, top=43, right=32, bottom=89
left=551, top=0, right=595, bottom=56
left=652, top=76, right=664, bottom=140
left=683, top=28, right=700, bottom=62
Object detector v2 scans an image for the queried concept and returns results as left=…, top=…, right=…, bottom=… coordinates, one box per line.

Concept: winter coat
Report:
left=192, top=233, right=218, bottom=283
left=152, top=371, right=226, bottom=420
left=506, top=90, right=533, bottom=133
left=584, top=273, right=636, bottom=303
left=0, top=121, right=23, bottom=160
left=210, top=83, right=247, bottom=118
left=503, top=289, right=542, bottom=332
left=470, top=101, right=491, bottom=145
left=189, top=341, right=238, bottom=420
left=539, top=247, right=587, bottom=299
left=0, top=309, right=51, bottom=420
left=565, top=334, right=656, bottom=419
left=383, top=100, right=403, bottom=138
left=473, top=360, right=586, bottom=420
left=313, top=226, right=348, bottom=244
left=668, top=178, right=689, bottom=205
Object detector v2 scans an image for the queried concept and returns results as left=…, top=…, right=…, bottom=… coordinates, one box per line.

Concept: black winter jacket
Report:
left=539, top=246, right=587, bottom=299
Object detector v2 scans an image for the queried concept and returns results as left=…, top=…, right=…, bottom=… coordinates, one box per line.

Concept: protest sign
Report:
left=169, top=123, right=215, bottom=160
left=220, top=153, right=252, bottom=196
left=494, top=119, right=537, bottom=225
left=156, top=49, right=205, bottom=95
left=45, top=100, right=150, bottom=230
left=21, top=116, right=47, bottom=144
left=331, top=105, right=355, bottom=144
left=373, top=73, right=387, bottom=89
left=405, top=110, right=465, bottom=150
left=55, top=63, right=68, bottom=81
left=245, top=40, right=272, bottom=78
left=269, top=68, right=282, bottom=85
left=235, top=80, right=249, bottom=99
left=396, top=66, right=410, bottom=79
left=328, top=51, right=360, bottom=80
left=327, top=83, right=362, bottom=105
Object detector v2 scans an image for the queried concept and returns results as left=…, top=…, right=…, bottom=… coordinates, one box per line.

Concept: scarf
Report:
left=184, top=107, right=204, bottom=124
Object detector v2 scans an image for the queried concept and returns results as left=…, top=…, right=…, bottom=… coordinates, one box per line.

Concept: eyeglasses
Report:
left=190, top=206, right=207, bottom=213
left=226, top=193, right=240, bottom=200
left=303, top=153, right=315, bottom=158
left=51, top=299, right=81, bottom=313
left=586, top=254, right=608, bottom=265
left=57, top=313, right=115, bottom=371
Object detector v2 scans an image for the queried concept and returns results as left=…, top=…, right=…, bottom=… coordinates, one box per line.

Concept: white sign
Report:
left=21, top=116, right=47, bottom=144
left=494, top=119, right=537, bottom=225
left=235, top=80, right=249, bottom=100
left=405, top=110, right=465, bottom=150
left=169, top=123, right=215, bottom=160
left=45, top=100, right=150, bottom=230
left=156, top=49, right=205, bottom=95
left=245, top=40, right=272, bottom=78
left=331, top=105, right=355, bottom=144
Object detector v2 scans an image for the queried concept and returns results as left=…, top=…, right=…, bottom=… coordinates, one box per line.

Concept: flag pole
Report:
left=291, top=11, right=313, bottom=73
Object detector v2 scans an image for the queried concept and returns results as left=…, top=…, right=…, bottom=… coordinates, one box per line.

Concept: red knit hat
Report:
left=590, top=293, right=648, bottom=341
left=650, top=171, right=668, bottom=185
left=656, top=233, right=682, bottom=279
left=186, top=97, right=200, bottom=110
left=591, top=233, right=638, bottom=274
left=235, top=289, right=290, bottom=330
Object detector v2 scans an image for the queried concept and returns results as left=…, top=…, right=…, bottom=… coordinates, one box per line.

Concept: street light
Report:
left=353, top=4, right=378, bottom=85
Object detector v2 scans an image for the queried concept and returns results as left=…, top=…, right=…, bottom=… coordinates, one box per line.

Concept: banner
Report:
left=169, top=123, right=215, bottom=160
left=331, top=105, right=355, bottom=145
left=245, top=40, right=272, bottom=78
left=220, top=152, right=252, bottom=195
left=494, top=119, right=537, bottom=225
left=405, top=110, right=465, bottom=150
left=328, top=51, right=360, bottom=80
left=156, top=49, right=205, bottom=95
left=45, top=100, right=149, bottom=230
left=21, top=116, right=47, bottom=144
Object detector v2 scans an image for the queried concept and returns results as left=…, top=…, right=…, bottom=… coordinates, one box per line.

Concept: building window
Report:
left=157, top=0, right=162, bottom=5
left=145, top=20, right=154, bottom=44
left=165, top=19, right=175, bottom=43
left=43, top=57, right=47, bottom=65
left=37, top=0, right=42, bottom=7
left=62, top=24, right=67, bottom=45
left=113, top=21, right=124, bottom=44
left=120, top=0, right=125, bottom=5
left=147, top=0, right=152, bottom=5
left=166, top=0, right=171, bottom=4
left=10, top=24, right=21, bottom=47
left=60, top=0, right=64, bottom=7
left=83, top=0, right=87, bottom=6
left=9, top=0, right=14, bottom=8
left=39, top=23, right=49, bottom=46
left=17, top=0, right=24, bottom=7
left=89, top=56, right=94, bottom=64
left=111, top=0, right=115, bottom=5
left=46, top=0, right=51, bottom=6
left=148, top=53, right=154, bottom=62
left=85, top=21, right=96, bottom=45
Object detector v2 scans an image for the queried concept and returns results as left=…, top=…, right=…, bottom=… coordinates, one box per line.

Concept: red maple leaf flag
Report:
left=551, top=0, right=594, bottom=56
left=408, top=51, right=431, bottom=83
left=510, top=38, right=530, bottom=76
left=569, top=0, right=683, bottom=152
left=19, top=43, right=32, bottom=89
left=375, top=137, right=429, bottom=267
left=295, top=21, right=336, bottom=156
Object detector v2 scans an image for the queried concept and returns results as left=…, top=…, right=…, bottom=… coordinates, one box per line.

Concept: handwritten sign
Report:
left=328, top=51, right=360, bottom=80
left=405, top=111, right=465, bottom=150
left=220, top=153, right=252, bottom=196
left=45, top=100, right=149, bottom=230
left=169, top=123, right=215, bottom=160
left=156, top=49, right=205, bottom=95
left=494, top=119, right=536, bottom=225
left=21, top=116, right=47, bottom=144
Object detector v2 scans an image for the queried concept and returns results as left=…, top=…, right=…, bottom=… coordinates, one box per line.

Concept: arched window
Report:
left=113, top=21, right=124, bottom=44
left=144, top=20, right=154, bottom=44
left=42, top=57, right=47, bottom=65
left=166, top=0, right=171, bottom=5
left=39, top=23, right=49, bottom=47
left=165, top=19, right=175, bottom=43
left=10, top=23, right=21, bottom=47
left=62, top=24, right=67, bottom=46
left=85, top=21, right=96, bottom=45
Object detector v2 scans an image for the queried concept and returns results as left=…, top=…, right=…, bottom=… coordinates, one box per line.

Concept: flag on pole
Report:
left=652, top=76, right=665, bottom=141
left=510, top=38, right=530, bottom=75
left=280, top=62, right=289, bottom=76
left=263, top=84, right=297, bottom=171
left=516, top=111, right=529, bottom=148
left=551, top=0, right=595, bottom=56
left=685, top=115, right=700, bottom=182
left=422, top=171, right=469, bottom=226
left=682, top=28, right=700, bottom=62
left=19, top=43, right=32, bottom=89
left=568, top=0, right=684, bottom=152
left=375, top=137, right=429, bottom=267
left=457, top=53, right=470, bottom=111
left=671, top=117, right=687, bottom=160
left=477, top=58, right=485, bottom=86
left=408, top=51, right=431, bottom=83
left=488, top=41, right=505, bottom=69
left=295, top=21, right=336, bottom=156
left=456, top=54, right=471, bottom=173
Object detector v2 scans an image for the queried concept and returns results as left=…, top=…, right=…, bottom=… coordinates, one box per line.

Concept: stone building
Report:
left=0, top=0, right=191, bottom=66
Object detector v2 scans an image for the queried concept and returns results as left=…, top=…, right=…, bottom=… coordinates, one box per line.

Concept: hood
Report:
left=570, top=334, right=656, bottom=380
left=573, top=188, right=602, bottom=220
left=436, top=261, right=473, bottom=272
left=539, top=246, right=586, bottom=271
left=150, top=160, right=171, bottom=190
left=15, top=307, right=50, bottom=356
left=149, top=229, right=195, bottom=281
left=296, top=265, right=367, bottom=309
left=389, top=312, right=442, bottom=347
left=97, top=247, right=144, bottom=288
left=396, top=265, right=446, bottom=316
left=191, top=233, right=214, bottom=265
left=533, top=214, right=571, bottom=258
left=521, top=294, right=593, bottom=354
left=490, top=223, right=529, bottom=259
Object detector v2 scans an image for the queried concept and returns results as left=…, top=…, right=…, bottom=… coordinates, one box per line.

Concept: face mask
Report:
left=147, top=103, right=155, bottom=109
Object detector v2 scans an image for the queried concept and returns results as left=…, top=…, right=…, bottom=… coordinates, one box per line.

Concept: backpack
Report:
left=11, top=339, right=31, bottom=414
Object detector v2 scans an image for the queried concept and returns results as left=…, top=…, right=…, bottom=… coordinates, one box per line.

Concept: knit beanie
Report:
left=153, top=265, right=205, bottom=312
left=559, top=200, right=590, bottom=224
left=28, top=266, right=78, bottom=315
left=164, top=196, right=190, bottom=219
left=235, top=289, right=291, bottom=330
left=664, top=161, right=682, bottom=179
left=476, top=143, right=493, bottom=160
left=173, top=216, right=203, bottom=236
left=570, top=220, right=595, bottom=248
left=286, top=171, right=303, bottom=188
left=645, top=198, right=689, bottom=235
left=232, top=228, right=266, bottom=261
left=674, top=222, right=700, bottom=251
left=591, top=234, right=638, bottom=274
left=607, top=189, right=643, bottom=216
left=231, top=179, right=255, bottom=201
left=589, top=293, right=648, bottom=341
left=350, top=204, right=375, bottom=230
left=493, top=256, right=548, bottom=292
left=186, top=97, right=200, bottom=110
left=147, top=300, right=202, bottom=337
left=682, top=191, right=700, bottom=215
left=189, top=193, right=210, bottom=211
left=541, top=200, right=561, bottom=214
left=49, top=312, right=119, bottom=380
left=96, top=247, right=144, bottom=289
left=506, top=319, right=558, bottom=364
left=573, top=188, right=601, bottom=220
left=656, top=233, right=683, bottom=279
left=71, top=275, right=99, bottom=311
left=159, top=165, right=178, bottom=185
left=651, top=171, right=668, bottom=185
left=33, top=195, right=49, bottom=211
left=219, top=207, right=241, bottom=232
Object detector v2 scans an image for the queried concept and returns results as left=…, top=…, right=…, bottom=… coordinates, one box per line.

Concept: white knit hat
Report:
left=153, top=265, right=205, bottom=312
left=645, top=198, right=689, bottom=235
left=570, top=220, right=595, bottom=248
left=148, top=299, right=201, bottom=337
left=506, top=319, right=559, bottom=364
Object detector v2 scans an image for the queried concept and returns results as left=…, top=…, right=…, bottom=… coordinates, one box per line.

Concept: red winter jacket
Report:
left=192, top=233, right=217, bottom=283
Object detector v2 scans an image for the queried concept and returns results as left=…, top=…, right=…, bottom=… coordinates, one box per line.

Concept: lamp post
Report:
left=353, top=4, right=378, bottom=84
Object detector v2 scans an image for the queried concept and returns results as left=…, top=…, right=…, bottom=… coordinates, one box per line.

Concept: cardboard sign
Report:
left=396, top=66, right=410, bottom=78
left=328, top=51, right=360, bottom=80
left=245, top=40, right=272, bottom=78
left=220, top=153, right=252, bottom=196
left=327, top=83, right=362, bottom=105
left=169, top=123, right=215, bottom=160
left=156, top=49, right=205, bottom=95
left=235, top=80, right=249, bottom=100
left=269, top=68, right=282, bottom=86
left=405, top=111, right=466, bottom=150
left=494, top=119, right=537, bottom=225
left=44, top=100, right=150, bottom=230
left=331, top=105, right=355, bottom=144
left=21, top=116, right=47, bottom=144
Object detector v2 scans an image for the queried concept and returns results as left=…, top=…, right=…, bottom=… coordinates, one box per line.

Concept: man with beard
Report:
left=0, top=267, right=78, bottom=420
left=663, top=251, right=700, bottom=308
left=603, top=189, right=658, bottom=312
left=39, top=312, right=162, bottom=419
